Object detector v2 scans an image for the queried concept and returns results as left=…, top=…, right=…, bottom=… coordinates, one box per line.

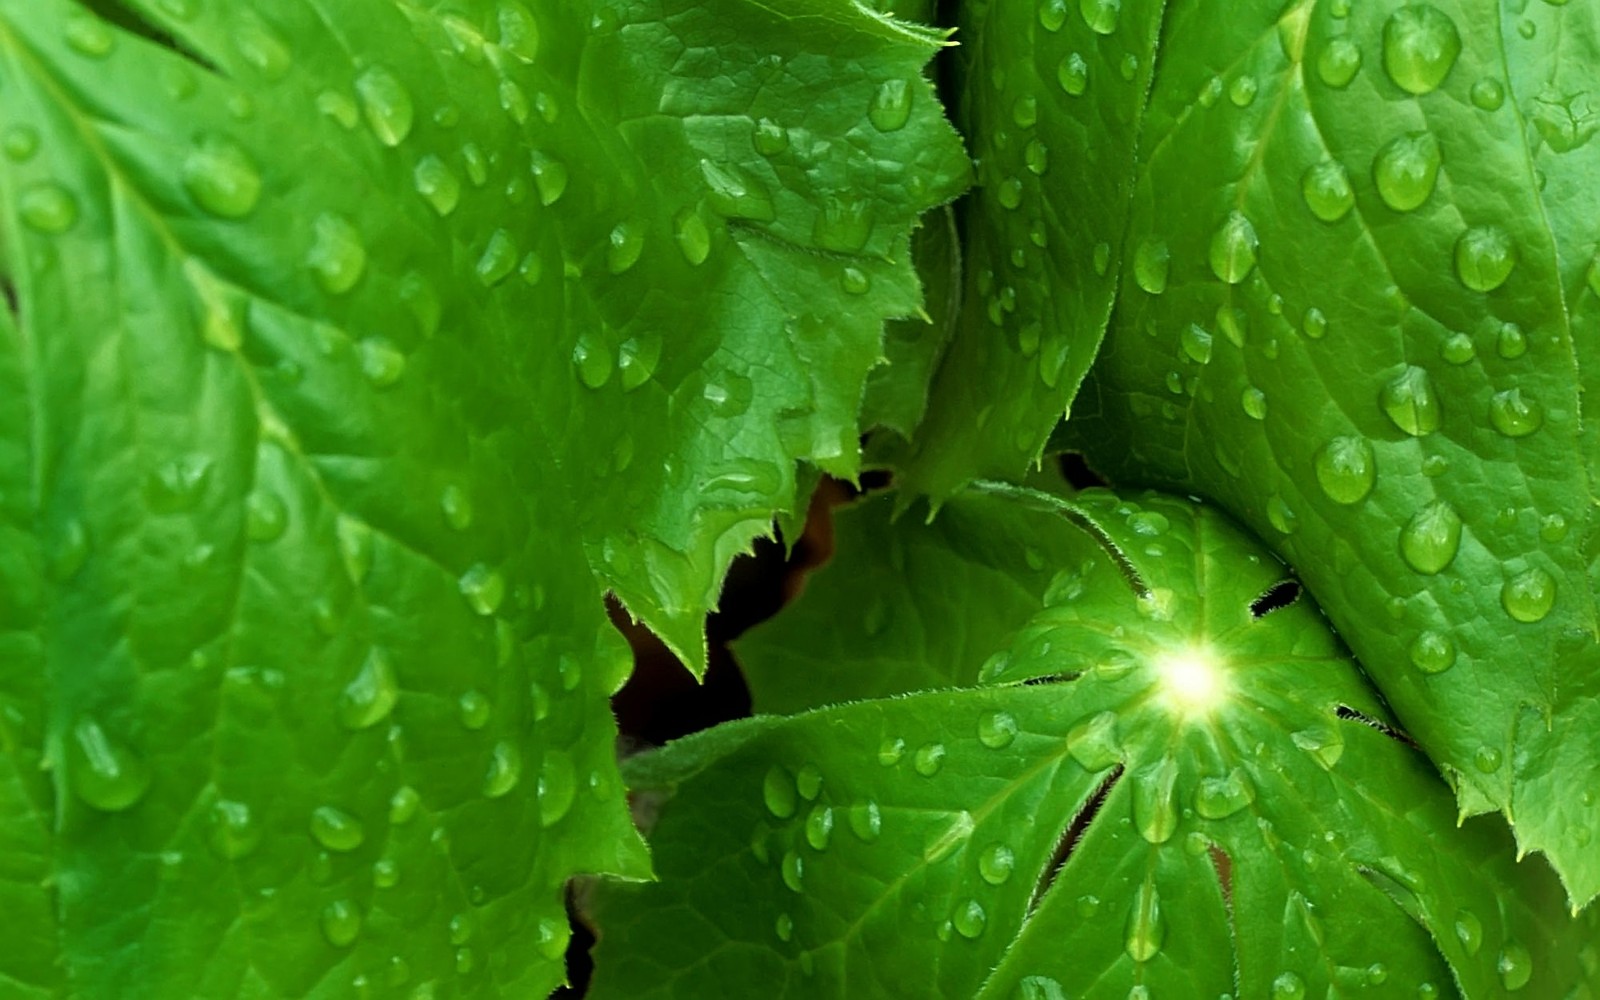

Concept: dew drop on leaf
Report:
left=338, top=648, right=401, bottom=730
left=476, top=229, right=519, bottom=287
left=181, top=134, right=263, bottom=218
left=208, top=799, right=261, bottom=859
left=1454, top=908, right=1483, bottom=955
left=1301, top=160, right=1354, bottom=222
left=868, top=78, right=912, bottom=132
left=1400, top=501, right=1462, bottom=574
left=1409, top=630, right=1457, bottom=674
left=848, top=800, right=882, bottom=842
left=1382, top=5, right=1461, bottom=96
left=1271, top=971, right=1307, bottom=1000
left=413, top=154, right=462, bottom=217
left=1208, top=211, right=1259, bottom=284
left=458, top=563, right=505, bottom=616
left=607, top=220, right=646, bottom=274
left=1471, top=77, right=1505, bottom=111
left=19, top=182, right=79, bottom=234
left=1079, top=0, right=1120, bottom=35
left=1316, top=38, right=1362, bottom=88
left=1379, top=365, right=1440, bottom=436
left=64, top=11, right=114, bottom=57
left=1488, top=389, right=1543, bottom=437
left=1057, top=52, right=1088, bottom=95
left=913, top=742, right=946, bottom=777
left=310, top=805, right=365, bottom=852
left=1454, top=225, right=1517, bottom=292
left=321, top=900, right=362, bottom=948
left=1501, top=567, right=1556, bottom=622
left=537, top=751, right=578, bottom=827
left=674, top=209, right=712, bottom=265
left=1194, top=767, right=1256, bottom=819
left=1039, top=0, right=1068, bottom=32
left=1498, top=942, right=1533, bottom=991
left=1132, top=237, right=1169, bottom=294
left=781, top=849, right=804, bottom=892
left=354, top=65, right=414, bottom=146
left=68, top=717, right=151, bottom=812
left=804, top=804, right=834, bottom=851
left=1066, top=711, right=1120, bottom=771
left=977, top=710, right=1018, bottom=748
left=978, top=842, right=1015, bottom=885
left=1373, top=132, right=1441, bottom=212
left=1124, top=882, right=1164, bottom=962
left=1132, top=757, right=1179, bottom=844
left=245, top=491, right=288, bottom=543
left=306, top=213, right=367, bottom=294
left=483, top=741, right=522, bottom=798
left=952, top=899, right=987, bottom=939
left=457, top=689, right=491, bottom=730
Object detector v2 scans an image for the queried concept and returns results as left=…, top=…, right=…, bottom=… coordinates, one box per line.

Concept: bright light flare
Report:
left=1154, top=644, right=1228, bottom=715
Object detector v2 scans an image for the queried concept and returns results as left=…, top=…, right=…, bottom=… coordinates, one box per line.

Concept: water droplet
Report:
left=913, top=742, right=946, bottom=777
left=1497, top=322, right=1528, bottom=359
left=953, top=899, right=987, bottom=939
left=1024, top=138, right=1049, bottom=176
left=1092, top=241, right=1111, bottom=274
left=1301, top=160, right=1354, bottom=222
left=1400, top=501, right=1462, bottom=574
left=804, top=804, right=834, bottom=850
left=494, top=1, right=540, bottom=61
left=208, top=798, right=261, bottom=859
left=475, top=228, right=519, bottom=287
left=572, top=330, right=614, bottom=390
left=388, top=786, right=420, bottom=825
left=537, top=751, right=577, bottom=826
left=869, top=79, right=913, bottom=132
left=2, top=125, right=39, bottom=162
left=975, top=842, right=1016, bottom=886
left=1454, top=909, right=1483, bottom=955
left=412, top=155, right=462, bottom=217
left=1132, top=757, right=1179, bottom=844
left=310, top=805, right=365, bottom=852
left=458, top=563, right=505, bottom=616
left=1066, top=711, right=1120, bottom=771
left=1489, top=388, right=1543, bottom=437
left=354, top=337, right=405, bottom=388
left=617, top=334, right=661, bottom=392
left=1241, top=386, right=1268, bottom=420
left=877, top=737, right=906, bottom=766
left=1471, top=77, right=1505, bottom=111
left=322, top=899, right=362, bottom=947
left=338, top=648, right=401, bottom=730
left=1208, top=211, right=1259, bottom=284
left=674, top=210, right=711, bottom=265
left=1057, top=52, right=1089, bottom=95
left=775, top=913, right=794, bottom=942
left=978, top=711, right=1018, bottom=749
left=1441, top=332, right=1475, bottom=364
left=1382, top=5, right=1461, bottom=95
left=1502, top=567, right=1556, bottom=622
left=1410, top=630, right=1456, bottom=674
left=781, top=849, right=804, bottom=891
left=1271, top=972, right=1306, bottom=1000
left=1229, top=75, right=1259, bottom=107
left=607, top=220, right=645, bottom=274
left=1314, top=436, right=1376, bottom=504
left=1498, top=942, right=1532, bottom=991
left=1133, top=237, right=1169, bottom=294
left=1195, top=767, right=1256, bottom=819
left=1177, top=324, right=1213, bottom=365
left=1267, top=495, right=1298, bottom=534
left=1539, top=513, right=1569, bottom=543
left=64, top=11, right=114, bottom=57
left=848, top=800, right=882, bottom=842
left=1124, top=882, right=1164, bottom=962
left=232, top=13, right=291, bottom=80
left=1291, top=725, right=1345, bottom=770
left=483, top=741, right=521, bottom=798
left=1373, top=132, right=1441, bottom=212
left=306, top=213, right=366, bottom=294
left=1080, top=0, right=1120, bottom=35
left=530, top=152, right=569, bottom=206
left=355, top=66, right=414, bottom=146
left=752, top=117, right=789, bottom=156
left=68, top=717, right=150, bottom=812
left=763, top=765, right=797, bottom=819
left=180, top=134, right=263, bottom=219
left=699, top=159, right=773, bottom=221
left=1455, top=225, right=1517, bottom=292
left=1317, top=38, right=1362, bottom=88
left=1380, top=365, right=1440, bottom=436
left=19, top=183, right=80, bottom=234
left=1013, top=94, right=1039, bottom=128
left=457, top=689, right=490, bottom=730
left=996, top=177, right=1024, bottom=211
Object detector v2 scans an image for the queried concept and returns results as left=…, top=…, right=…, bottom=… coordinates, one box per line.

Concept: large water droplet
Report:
left=209, top=798, right=261, bottom=859
left=355, top=66, right=414, bottom=146
left=1194, top=767, right=1256, bottom=819
left=1066, top=711, right=1120, bottom=771
left=1301, top=160, right=1354, bottom=222
left=322, top=899, right=362, bottom=947
left=1314, top=436, right=1376, bottom=504
left=804, top=804, right=834, bottom=851
left=1057, top=52, right=1089, bottom=95
left=1400, top=501, right=1462, bottom=574
left=913, top=742, right=946, bottom=777
left=953, top=899, right=987, bottom=939
left=494, top=1, right=540, bottom=61
left=607, top=220, right=645, bottom=274
left=848, top=800, right=882, bottom=842
left=1489, top=388, right=1543, bottom=437
left=19, top=183, right=80, bottom=234
left=338, top=648, right=401, bottom=730
left=1317, top=38, right=1362, bottom=88
left=1498, top=942, right=1532, bottom=991
left=530, top=152, right=569, bottom=206
left=1380, top=365, right=1440, bottom=436
left=763, top=765, right=797, bottom=819
left=617, top=334, right=661, bottom=392
left=1382, top=5, right=1461, bottom=96
left=1453, top=908, right=1483, bottom=956
left=869, top=79, right=912, bottom=132
left=1290, top=725, right=1345, bottom=770
left=537, top=751, right=577, bottom=826
left=1124, top=882, right=1164, bottom=962
left=1180, top=324, right=1213, bottom=364
left=1497, top=322, right=1528, bottom=359
left=781, top=849, right=805, bottom=892
left=1133, top=237, right=1169, bottom=294
left=877, top=737, right=906, bottom=766
left=1241, top=386, right=1268, bottom=420
left=457, top=563, right=505, bottom=617
left=1373, top=132, right=1441, bottom=212
left=68, top=717, right=151, bottom=812
left=1455, top=225, right=1517, bottom=292
left=182, top=134, right=262, bottom=218
left=1501, top=567, right=1556, bottom=623
left=978, top=710, right=1018, bottom=749
left=699, top=159, right=774, bottom=222
left=1132, top=757, right=1179, bottom=844
left=1271, top=972, right=1306, bottom=1000
left=1410, top=630, right=1457, bottom=674
left=1079, top=0, right=1120, bottom=35
left=306, top=213, right=366, bottom=294
left=978, top=842, right=1015, bottom=885
left=483, top=741, right=522, bottom=798
left=457, top=689, right=490, bottom=730
left=675, top=210, right=711, bottom=265
left=64, top=11, right=114, bottom=56
left=1208, top=211, right=1259, bottom=284
left=413, top=155, right=461, bottom=217
left=310, top=805, right=366, bottom=852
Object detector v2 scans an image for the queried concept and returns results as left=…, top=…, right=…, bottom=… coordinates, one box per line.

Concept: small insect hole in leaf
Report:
left=1335, top=705, right=1419, bottom=750
left=1027, top=764, right=1124, bottom=914
left=1249, top=580, right=1302, bottom=618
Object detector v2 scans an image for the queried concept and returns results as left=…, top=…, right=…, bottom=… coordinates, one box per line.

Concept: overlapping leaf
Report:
left=591, top=488, right=1599, bottom=999
left=886, top=0, right=1167, bottom=496
left=1062, top=0, right=1600, bottom=902
left=0, top=0, right=967, bottom=994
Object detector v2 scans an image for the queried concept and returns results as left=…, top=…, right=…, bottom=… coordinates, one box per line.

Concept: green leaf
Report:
left=886, top=0, right=1167, bottom=497
left=0, top=0, right=967, bottom=993
left=1061, top=0, right=1600, bottom=903
left=592, top=487, right=1600, bottom=998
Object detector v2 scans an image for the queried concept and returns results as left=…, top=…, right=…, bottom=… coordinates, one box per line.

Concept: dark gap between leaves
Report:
left=1058, top=452, right=1111, bottom=491
left=1028, top=765, right=1124, bottom=914
left=1021, top=670, right=1084, bottom=687
left=1248, top=580, right=1302, bottom=618
left=89, top=0, right=220, bottom=75
left=1, top=277, right=17, bottom=319
left=1335, top=705, right=1420, bottom=750
left=1355, top=864, right=1427, bottom=925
